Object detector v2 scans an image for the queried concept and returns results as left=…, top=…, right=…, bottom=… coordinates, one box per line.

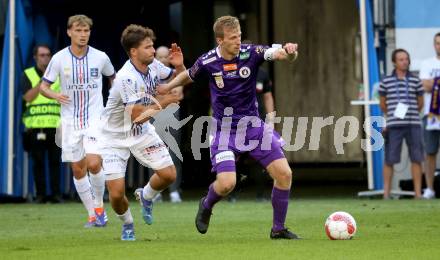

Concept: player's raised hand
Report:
left=283, top=43, right=298, bottom=62
left=283, top=43, right=298, bottom=54
left=55, top=93, right=70, bottom=105
left=169, top=43, right=184, bottom=67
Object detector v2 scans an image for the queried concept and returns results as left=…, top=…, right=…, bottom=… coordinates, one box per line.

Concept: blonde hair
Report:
left=67, top=15, right=93, bottom=29
left=213, top=15, right=240, bottom=38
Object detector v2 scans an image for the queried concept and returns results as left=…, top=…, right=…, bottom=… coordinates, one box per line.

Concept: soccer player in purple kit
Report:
left=158, top=16, right=299, bottom=239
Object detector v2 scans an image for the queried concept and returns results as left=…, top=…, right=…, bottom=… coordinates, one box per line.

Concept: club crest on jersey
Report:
left=63, top=67, right=71, bottom=78
left=223, top=63, right=237, bottom=71
left=90, top=68, right=99, bottom=78
left=239, top=66, right=251, bottom=78
left=214, top=76, right=224, bottom=88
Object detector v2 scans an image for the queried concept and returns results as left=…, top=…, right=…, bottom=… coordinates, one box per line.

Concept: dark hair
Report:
left=391, top=48, right=410, bottom=64
left=434, top=32, right=440, bottom=40
left=121, top=24, right=156, bottom=56
left=33, top=44, right=51, bottom=56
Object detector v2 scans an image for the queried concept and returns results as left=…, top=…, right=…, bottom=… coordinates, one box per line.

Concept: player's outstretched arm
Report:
left=270, top=43, right=299, bottom=62
left=39, top=80, right=70, bottom=105
left=157, top=70, right=193, bottom=95
left=128, top=92, right=182, bottom=124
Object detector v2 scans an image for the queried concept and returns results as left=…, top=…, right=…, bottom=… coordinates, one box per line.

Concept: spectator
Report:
left=419, top=32, right=440, bottom=199
left=21, top=44, right=62, bottom=203
left=379, top=49, right=424, bottom=199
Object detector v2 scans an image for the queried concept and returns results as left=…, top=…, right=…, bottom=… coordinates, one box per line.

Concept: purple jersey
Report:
left=188, top=44, right=270, bottom=123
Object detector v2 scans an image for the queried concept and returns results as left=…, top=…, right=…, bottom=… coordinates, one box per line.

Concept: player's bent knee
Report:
left=87, top=161, right=101, bottom=174
left=157, top=166, right=177, bottom=184
left=71, top=165, right=86, bottom=178
left=218, top=179, right=236, bottom=195
left=108, top=187, right=125, bottom=202
left=276, top=169, right=292, bottom=186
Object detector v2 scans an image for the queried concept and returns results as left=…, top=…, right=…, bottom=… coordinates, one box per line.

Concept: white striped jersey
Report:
left=43, top=46, right=115, bottom=130
left=101, top=59, right=173, bottom=138
left=378, top=73, right=424, bottom=127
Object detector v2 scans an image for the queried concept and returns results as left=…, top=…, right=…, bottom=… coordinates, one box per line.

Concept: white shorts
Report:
left=60, top=123, right=103, bottom=162
left=101, top=124, right=174, bottom=181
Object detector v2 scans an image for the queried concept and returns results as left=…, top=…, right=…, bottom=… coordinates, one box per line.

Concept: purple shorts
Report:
left=209, top=118, right=285, bottom=173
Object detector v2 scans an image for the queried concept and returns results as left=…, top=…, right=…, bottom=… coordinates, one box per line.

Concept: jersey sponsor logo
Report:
left=90, top=68, right=99, bottom=78
left=143, top=143, right=167, bottom=154
left=239, top=52, right=250, bottom=60
left=255, top=46, right=264, bottom=54
left=224, top=71, right=237, bottom=78
left=239, top=66, right=251, bottom=78
left=223, top=63, right=237, bottom=71
left=215, top=151, right=235, bottom=163
left=212, top=71, right=222, bottom=77
left=66, top=83, right=98, bottom=90
left=214, top=76, right=224, bottom=88
left=202, top=56, right=217, bottom=65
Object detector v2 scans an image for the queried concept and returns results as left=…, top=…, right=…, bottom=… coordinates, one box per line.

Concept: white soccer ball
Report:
left=325, top=211, right=357, bottom=240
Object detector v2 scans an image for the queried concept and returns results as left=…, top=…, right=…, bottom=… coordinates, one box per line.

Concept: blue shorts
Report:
left=423, top=116, right=440, bottom=155
left=384, top=126, right=424, bottom=165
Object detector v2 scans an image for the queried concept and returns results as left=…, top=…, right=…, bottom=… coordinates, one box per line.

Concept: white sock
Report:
left=116, top=208, right=133, bottom=225
left=143, top=183, right=160, bottom=201
left=89, top=169, right=105, bottom=208
left=73, top=176, right=95, bottom=217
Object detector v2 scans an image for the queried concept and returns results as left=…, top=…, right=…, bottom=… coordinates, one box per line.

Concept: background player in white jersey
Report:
left=100, top=24, right=184, bottom=241
left=39, top=15, right=115, bottom=227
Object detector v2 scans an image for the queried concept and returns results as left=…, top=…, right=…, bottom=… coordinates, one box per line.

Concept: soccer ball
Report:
left=325, top=211, right=357, bottom=240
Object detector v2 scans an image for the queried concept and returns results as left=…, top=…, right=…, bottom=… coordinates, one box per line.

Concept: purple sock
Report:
left=203, top=184, right=223, bottom=210
left=271, top=186, right=290, bottom=232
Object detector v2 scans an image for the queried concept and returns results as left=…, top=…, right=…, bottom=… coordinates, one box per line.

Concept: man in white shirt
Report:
left=419, top=32, right=440, bottom=199
left=40, top=15, right=115, bottom=227
left=100, top=24, right=184, bottom=241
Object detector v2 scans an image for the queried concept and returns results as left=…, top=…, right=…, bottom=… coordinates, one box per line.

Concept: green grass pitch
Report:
left=1, top=199, right=439, bottom=259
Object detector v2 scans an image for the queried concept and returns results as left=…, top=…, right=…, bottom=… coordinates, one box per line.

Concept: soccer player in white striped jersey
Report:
left=39, top=15, right=115, bottom=228
left=100, top=24, right=184, bottom=241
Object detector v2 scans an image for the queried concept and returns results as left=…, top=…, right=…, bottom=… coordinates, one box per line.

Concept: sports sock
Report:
left=271, top=186, right=290, bottom=232
left=203, top=184, right=223, bottom=210
left=143, top=183, right=160, bottom=201
left=73, top=176, right=95, bottom=217
left=117, top=208, right=133, bottom=225
left=89, top=169, right=105, bottom=208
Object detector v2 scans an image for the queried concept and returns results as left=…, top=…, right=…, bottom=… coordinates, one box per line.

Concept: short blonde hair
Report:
left=213, top=15, right=240, bottom=38
left=67, top=15, right=93, bottom=29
